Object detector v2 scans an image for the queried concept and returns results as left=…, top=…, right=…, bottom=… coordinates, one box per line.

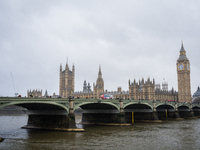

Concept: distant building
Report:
left=162, top=81, right=168, bottom=91
left=27, top=89, right=42, bottom=97
left=83, top=80, right=92, bottom=93
left=44, top=90, right=48, bottom=97
left=155, top=84, right=161, bottom=90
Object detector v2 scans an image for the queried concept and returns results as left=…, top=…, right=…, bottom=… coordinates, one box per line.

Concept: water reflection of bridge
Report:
left=0, top=97, right=199, bottom=131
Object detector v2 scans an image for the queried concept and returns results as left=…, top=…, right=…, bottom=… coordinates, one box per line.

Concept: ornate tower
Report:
left=93, top=66, right=104, bottom=98
left=59, top=63, right=75, bottom=98
left=177, top=43, right=191, bottom=103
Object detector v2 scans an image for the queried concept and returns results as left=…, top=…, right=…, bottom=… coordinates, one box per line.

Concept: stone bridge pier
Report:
left=173, top=101, right=180, bottom=118
left=24, top=97, right=83, bottom=131
left=118, top=99, right=126, bottom=124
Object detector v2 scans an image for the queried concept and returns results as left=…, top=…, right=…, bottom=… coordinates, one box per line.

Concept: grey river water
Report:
left=1, top=113, right=200, bottom=150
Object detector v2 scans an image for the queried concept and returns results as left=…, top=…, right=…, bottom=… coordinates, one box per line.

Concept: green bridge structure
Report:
left=0, top=97, right=200, bottom=131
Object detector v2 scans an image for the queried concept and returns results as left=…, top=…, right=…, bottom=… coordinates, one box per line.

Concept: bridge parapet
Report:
left=1, top=97, right=200, bottom=114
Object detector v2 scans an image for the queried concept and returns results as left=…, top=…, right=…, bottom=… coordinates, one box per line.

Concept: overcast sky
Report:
left=0, top=0, right=200, bottom=97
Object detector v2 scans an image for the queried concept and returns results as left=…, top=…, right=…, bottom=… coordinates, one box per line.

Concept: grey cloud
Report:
left=0, top=0, right=199, bottom=96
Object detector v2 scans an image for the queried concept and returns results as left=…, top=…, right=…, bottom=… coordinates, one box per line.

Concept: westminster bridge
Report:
left=0, top=97, right=200, bottom=131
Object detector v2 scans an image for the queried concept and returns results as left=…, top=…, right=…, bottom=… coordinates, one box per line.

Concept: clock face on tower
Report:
left=179, top=64, right=184, bottom=70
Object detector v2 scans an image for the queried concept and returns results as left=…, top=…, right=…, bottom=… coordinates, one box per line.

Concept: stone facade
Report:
left=128, top=78, right=177, bottom=101
left=129, top=78, right=155, bottom=100
left=177, top=43, right=191, bottom=103
left=59, top=63, right=75, bottom=98
left=155, top=87, right=178, bottom=101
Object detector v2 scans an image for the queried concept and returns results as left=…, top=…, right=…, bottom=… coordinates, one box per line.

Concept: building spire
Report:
left=72, top=63, right=75, bottom=73
left=66, top=55, right=68, bottom=65
left=180, top=41, right=186, bottom=53
left=60, top=63, right=62, bottom=72
left=65, top=55, right=69, bottom=70
left=98, top=65, right=102, bottom=78
left=178, top=41, right=188, bottom=60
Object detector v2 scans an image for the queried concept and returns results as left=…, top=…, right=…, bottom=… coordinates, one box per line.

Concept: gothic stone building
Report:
left=60, top=65, right=178, bottom=101
left=58, top=43, right=191, bottom=102
left=128, top=78, right=178, bottom=101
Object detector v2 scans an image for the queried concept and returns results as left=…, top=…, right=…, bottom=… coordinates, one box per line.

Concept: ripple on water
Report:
left=1, top=115, right=200, bottom=150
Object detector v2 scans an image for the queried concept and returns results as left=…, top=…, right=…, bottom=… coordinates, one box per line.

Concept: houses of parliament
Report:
left=57, top=43, right=191, bottom=103
left=28, top=43, right=191, bottom=103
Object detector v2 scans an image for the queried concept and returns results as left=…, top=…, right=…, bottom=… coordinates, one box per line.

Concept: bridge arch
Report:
left=77, top=102, right=120, bottom=123
left=192, top=106, right=200, bottom=117
left=192, top=106, right=200, bottom=110
left=156, top=103, right=175, bottom=111
left=74, top=102, right=119, bottom=111
left=123, top=102, right=153, bottom=122
left=178, top=105, right=190, bottom=111
left=0, top=101, right=69, bottom=114
left=178, top=105, right=193, bottom=118
left=124, top=102, right=153, bottom=111
left=156, top=104, right=175, bottom=119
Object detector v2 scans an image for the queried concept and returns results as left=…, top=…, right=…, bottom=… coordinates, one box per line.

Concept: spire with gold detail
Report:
left=178, top=41, right=188, bottom=61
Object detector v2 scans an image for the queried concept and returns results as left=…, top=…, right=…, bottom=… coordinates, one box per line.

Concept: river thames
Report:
left=0, top=113, right=200, bottom=150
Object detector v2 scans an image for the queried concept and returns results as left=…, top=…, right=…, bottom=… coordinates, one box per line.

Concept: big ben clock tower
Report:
left=177, top=43, right=191, bottom=103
